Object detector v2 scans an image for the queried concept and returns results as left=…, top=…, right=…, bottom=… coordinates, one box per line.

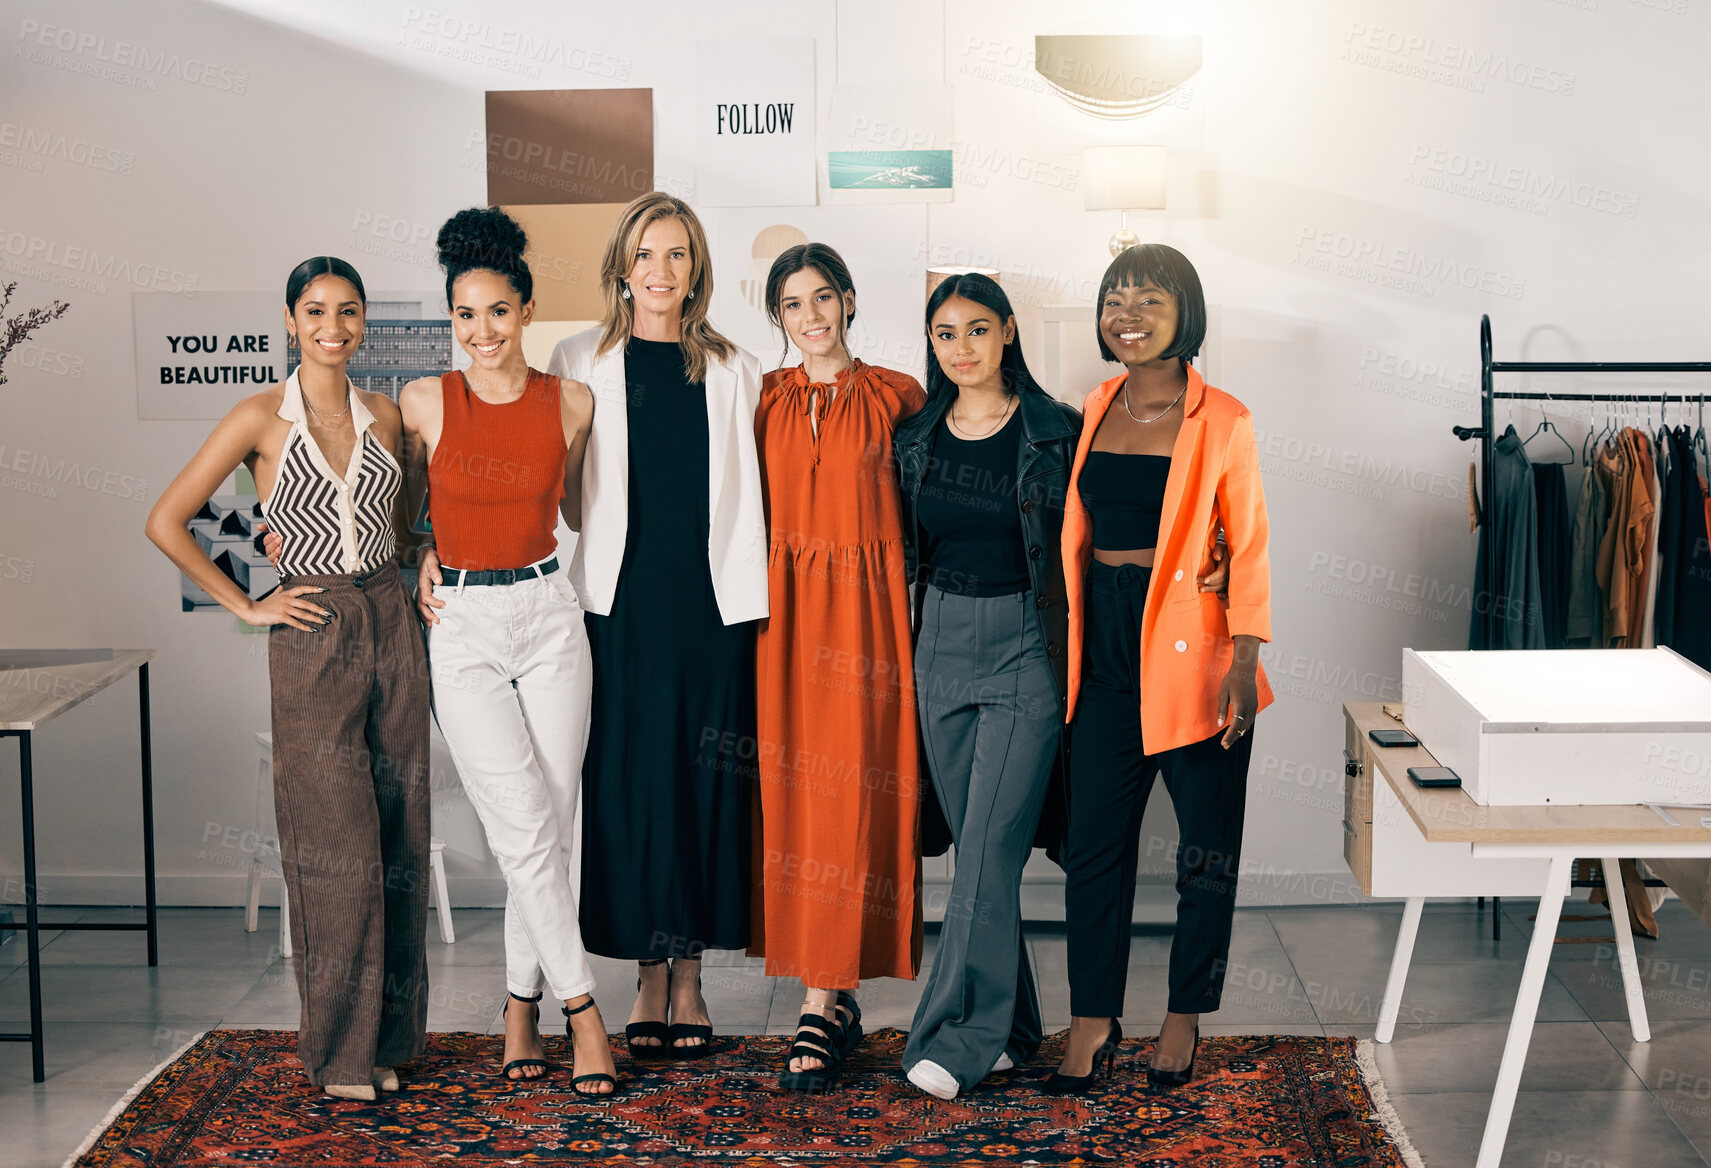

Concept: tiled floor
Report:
left=5, top=899, right=1711, bottom=1166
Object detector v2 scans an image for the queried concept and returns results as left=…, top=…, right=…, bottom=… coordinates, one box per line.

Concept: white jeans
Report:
left=429, top=569, right=595, bottom=1001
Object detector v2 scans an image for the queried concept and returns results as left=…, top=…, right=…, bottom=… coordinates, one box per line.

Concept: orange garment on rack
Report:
left=749, top=360, right=927, bottom=990
left=1622, top=430, right=1658, bottom=648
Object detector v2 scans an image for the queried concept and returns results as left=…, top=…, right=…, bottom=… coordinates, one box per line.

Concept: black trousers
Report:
left=1063, top=560, right=1252, bottom=1018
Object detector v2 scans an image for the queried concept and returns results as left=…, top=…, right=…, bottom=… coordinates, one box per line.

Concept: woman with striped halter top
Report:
left=147, top=257, right=430, bottom=1101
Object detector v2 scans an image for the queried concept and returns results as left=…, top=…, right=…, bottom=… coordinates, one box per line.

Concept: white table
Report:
left=1347, top=703, right=1711, bottom=1168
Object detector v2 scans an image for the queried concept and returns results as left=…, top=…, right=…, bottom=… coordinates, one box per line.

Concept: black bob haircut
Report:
left=285, top=256, right=367, bottom=312
left=436, top=206, right=533, bottom=310
left=1095, top=243, right=1206, bottom=365
left=923, top=271, right=1049, bottom=407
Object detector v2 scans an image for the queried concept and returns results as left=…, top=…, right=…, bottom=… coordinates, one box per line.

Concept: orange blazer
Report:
left=1063, top=364, right=1274, bottom=752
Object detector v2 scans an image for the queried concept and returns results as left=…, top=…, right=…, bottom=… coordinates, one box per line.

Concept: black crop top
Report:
left=1079, top=452, right=1170, bottom=551
left=916, top=410, right=1030, bottom=597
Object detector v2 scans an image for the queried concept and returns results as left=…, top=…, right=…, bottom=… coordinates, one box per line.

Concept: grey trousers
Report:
left=904, top=586, right=1060, bottom=1089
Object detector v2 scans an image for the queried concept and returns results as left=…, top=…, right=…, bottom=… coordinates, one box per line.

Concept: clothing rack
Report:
left=1453, top=313, right=1711, bottom=639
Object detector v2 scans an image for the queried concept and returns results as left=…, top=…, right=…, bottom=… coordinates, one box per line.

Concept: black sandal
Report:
left=626, top=959, right=672, bottom=1060
left=667, top=957, right=713, bottom=1058
left=779, top=1010, right=845, bottom=1092
left=499, top=992, right=550, bottom=1082
left=563, top=997, right=620, bottom=1098
left=833, top=991, right=863, bottom=1057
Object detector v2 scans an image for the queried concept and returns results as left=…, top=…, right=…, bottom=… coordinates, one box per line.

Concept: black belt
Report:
left=440, top=557, right=559, bottom=587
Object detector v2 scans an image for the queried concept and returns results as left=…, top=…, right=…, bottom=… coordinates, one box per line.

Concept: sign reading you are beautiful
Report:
left=134, top=292, right=287, bottom=419
left=695, top=39, right=815, bottom=206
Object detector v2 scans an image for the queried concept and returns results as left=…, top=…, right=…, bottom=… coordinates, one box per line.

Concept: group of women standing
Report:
left=146, top=190, right=1273, bottom=1105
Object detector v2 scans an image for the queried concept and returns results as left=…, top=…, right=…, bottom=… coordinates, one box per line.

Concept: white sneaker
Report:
left=906, top=1059, right=959, bottom=1100
left=991, top=1052, right=1014, bottom=1073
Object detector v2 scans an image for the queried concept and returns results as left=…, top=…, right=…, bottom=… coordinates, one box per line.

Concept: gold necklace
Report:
left=1121, top=378, right=1186, bottom=424
left=302, top=381, right=352, bottom=423
left=949, top=394, right=1017, bottom=439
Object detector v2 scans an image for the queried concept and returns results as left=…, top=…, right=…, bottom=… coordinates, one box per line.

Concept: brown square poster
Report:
left=485, top=88, right=653, bottom=206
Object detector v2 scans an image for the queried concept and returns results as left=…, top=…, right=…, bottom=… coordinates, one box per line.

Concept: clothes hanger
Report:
left=1521, top=395, right=1575, bottom=464
left=1581, top=400, right=1598, bottom=467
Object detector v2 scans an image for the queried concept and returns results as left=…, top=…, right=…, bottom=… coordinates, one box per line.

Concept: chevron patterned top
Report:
left=261, top=370, right=401, bottom=577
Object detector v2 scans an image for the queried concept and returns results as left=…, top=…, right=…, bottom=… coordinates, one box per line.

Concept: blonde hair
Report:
left=597, top=192, right=733, bottom=383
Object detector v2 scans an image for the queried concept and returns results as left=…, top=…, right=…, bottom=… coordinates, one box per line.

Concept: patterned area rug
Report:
left=70, top=1028, right=1422, bottom=1167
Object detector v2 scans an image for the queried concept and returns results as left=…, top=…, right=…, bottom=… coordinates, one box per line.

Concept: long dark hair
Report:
left=764, top=242, right=857, bottom=369
left=435, top=206, right=533, bottom=311
left=285, top=256, right=366, bottom=311
left=923, top=272, right=1047, bottom=407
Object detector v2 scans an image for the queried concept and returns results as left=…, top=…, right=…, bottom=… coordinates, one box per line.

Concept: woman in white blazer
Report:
left=547, top=192, right=767, bottom=1059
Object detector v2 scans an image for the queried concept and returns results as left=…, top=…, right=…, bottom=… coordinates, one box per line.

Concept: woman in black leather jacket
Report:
left=893, top=273, right=1080, bottom=1100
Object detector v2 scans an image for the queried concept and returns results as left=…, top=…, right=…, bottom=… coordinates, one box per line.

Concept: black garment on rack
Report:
left=1665, top=426, right=1711, bottom=669
left=1532, top=463, right=1570, bottom=649
left=1470, top=426, right=1546, bottom=650
left=1656, top=429, right=1680, bottom=648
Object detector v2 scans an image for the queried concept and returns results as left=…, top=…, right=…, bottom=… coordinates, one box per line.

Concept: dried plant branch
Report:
left=0, top=282, right=73, bottom=387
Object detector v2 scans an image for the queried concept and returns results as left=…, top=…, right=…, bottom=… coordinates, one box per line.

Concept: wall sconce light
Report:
left=1082, top=145, right=1167, bottom=257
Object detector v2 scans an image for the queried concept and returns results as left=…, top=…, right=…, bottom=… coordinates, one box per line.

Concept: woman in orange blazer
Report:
left=1045, top=244, right=1273, bottom=1096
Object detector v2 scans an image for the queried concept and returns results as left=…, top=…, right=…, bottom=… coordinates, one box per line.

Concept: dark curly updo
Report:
left=435, top=206, right=533, bottom=310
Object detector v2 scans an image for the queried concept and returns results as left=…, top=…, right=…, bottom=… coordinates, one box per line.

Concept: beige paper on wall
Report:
left=502, top=203, right=625, bottom=322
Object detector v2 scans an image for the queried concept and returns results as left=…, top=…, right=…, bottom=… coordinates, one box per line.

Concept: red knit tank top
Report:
left=428, top=368, right=568, bottom=570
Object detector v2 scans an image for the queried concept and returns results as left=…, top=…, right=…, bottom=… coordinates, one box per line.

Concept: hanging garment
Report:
left=1470, top=426, right=1545, bottom=649
left=1655, top=429, right=1681, bottom=648
left=1665, top=429, right=1711, bottom=669
left=1594, top=439, right=1630, bottom=646
left=1631, top=431, right=1661, bottom=648
left=1640, top=433, right=1665, bottom=648
left=1566, top=455, right=1608, bottom=647
left=1532, top=462, right=1571, bottom=649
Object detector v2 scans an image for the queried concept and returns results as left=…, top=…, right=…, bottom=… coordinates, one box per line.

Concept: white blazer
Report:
left=547, top=326, right=769, bottom=625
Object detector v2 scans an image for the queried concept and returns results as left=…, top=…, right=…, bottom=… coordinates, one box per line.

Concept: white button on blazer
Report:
left=547, top=326, right=770, bottom=625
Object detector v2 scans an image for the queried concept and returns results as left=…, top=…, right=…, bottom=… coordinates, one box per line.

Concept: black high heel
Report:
left=1043, top=1019, right=1122, bottom=1095
left=626, top=959, right=672, bottom=1060
left=499, top=992, right=550, bottom=1082
left=667, top=956, right=713, bottom=1058
left=1146, top=1026, right=1200, bottom=1092
left=563, top=997, right=620, bottom=1098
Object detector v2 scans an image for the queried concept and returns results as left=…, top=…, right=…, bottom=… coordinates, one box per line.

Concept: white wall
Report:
left=1, top=0, right=1706, bottom=913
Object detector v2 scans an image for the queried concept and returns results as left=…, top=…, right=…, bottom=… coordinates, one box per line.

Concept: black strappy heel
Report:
left=626, top=959, right=672, bottom=1060
left=779, top=1010, right=845, bottom=1092
left=667, top=957, right=713, bottom=1058
left=563, top=997, right=620, bottom=1098
left=499, top=992, right=550, bottom=1082
left=1146, top=1026, right=1200, bottom=1093
left=1043, top=1019, right=1123, bottom=1096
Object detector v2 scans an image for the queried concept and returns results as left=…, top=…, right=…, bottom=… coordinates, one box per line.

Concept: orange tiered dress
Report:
left=750, top=360, right=927, bottom=989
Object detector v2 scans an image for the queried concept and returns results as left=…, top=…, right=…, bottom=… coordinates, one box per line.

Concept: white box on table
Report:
left=1401, top=648, right=1711, bottom=806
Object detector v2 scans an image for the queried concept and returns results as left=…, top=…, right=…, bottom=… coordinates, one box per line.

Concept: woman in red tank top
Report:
left=399, top=208, right=616, bottom=1096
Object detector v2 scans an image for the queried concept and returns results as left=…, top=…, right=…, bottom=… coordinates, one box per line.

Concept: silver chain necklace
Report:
left=1121, top=378, right=1187, bottom=424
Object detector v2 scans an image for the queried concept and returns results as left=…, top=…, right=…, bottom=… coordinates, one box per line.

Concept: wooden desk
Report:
left=1345, top=701, right=1711, bottom=1168
left=0, top=650, right=157, bottom=1082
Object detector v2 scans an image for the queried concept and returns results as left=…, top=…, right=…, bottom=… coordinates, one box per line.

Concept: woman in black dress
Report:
left=547, top=192, right=768, bottom=1058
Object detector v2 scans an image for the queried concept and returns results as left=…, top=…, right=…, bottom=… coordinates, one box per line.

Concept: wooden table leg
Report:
left=1600, top=855, right=1650, bottom=1042
left=1476, top=853, right=1572, bottom=1168
left=1376, top=896, right=1424, bottom=1043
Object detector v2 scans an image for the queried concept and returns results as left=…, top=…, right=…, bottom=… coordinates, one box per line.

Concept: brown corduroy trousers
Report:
left=268, top=563, right=431, bottom=1087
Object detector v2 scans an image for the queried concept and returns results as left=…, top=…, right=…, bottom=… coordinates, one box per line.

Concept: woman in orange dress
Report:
left=751, top=243, right=925, bottom=1090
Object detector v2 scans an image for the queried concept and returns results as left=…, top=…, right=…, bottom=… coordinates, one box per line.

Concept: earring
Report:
left=620, top=282, right=632, bottom=301
left=687, top=290, right=696, bottom=300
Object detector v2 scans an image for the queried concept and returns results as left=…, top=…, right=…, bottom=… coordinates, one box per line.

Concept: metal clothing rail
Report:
left=1453, top=314, right=1711, bottom=649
